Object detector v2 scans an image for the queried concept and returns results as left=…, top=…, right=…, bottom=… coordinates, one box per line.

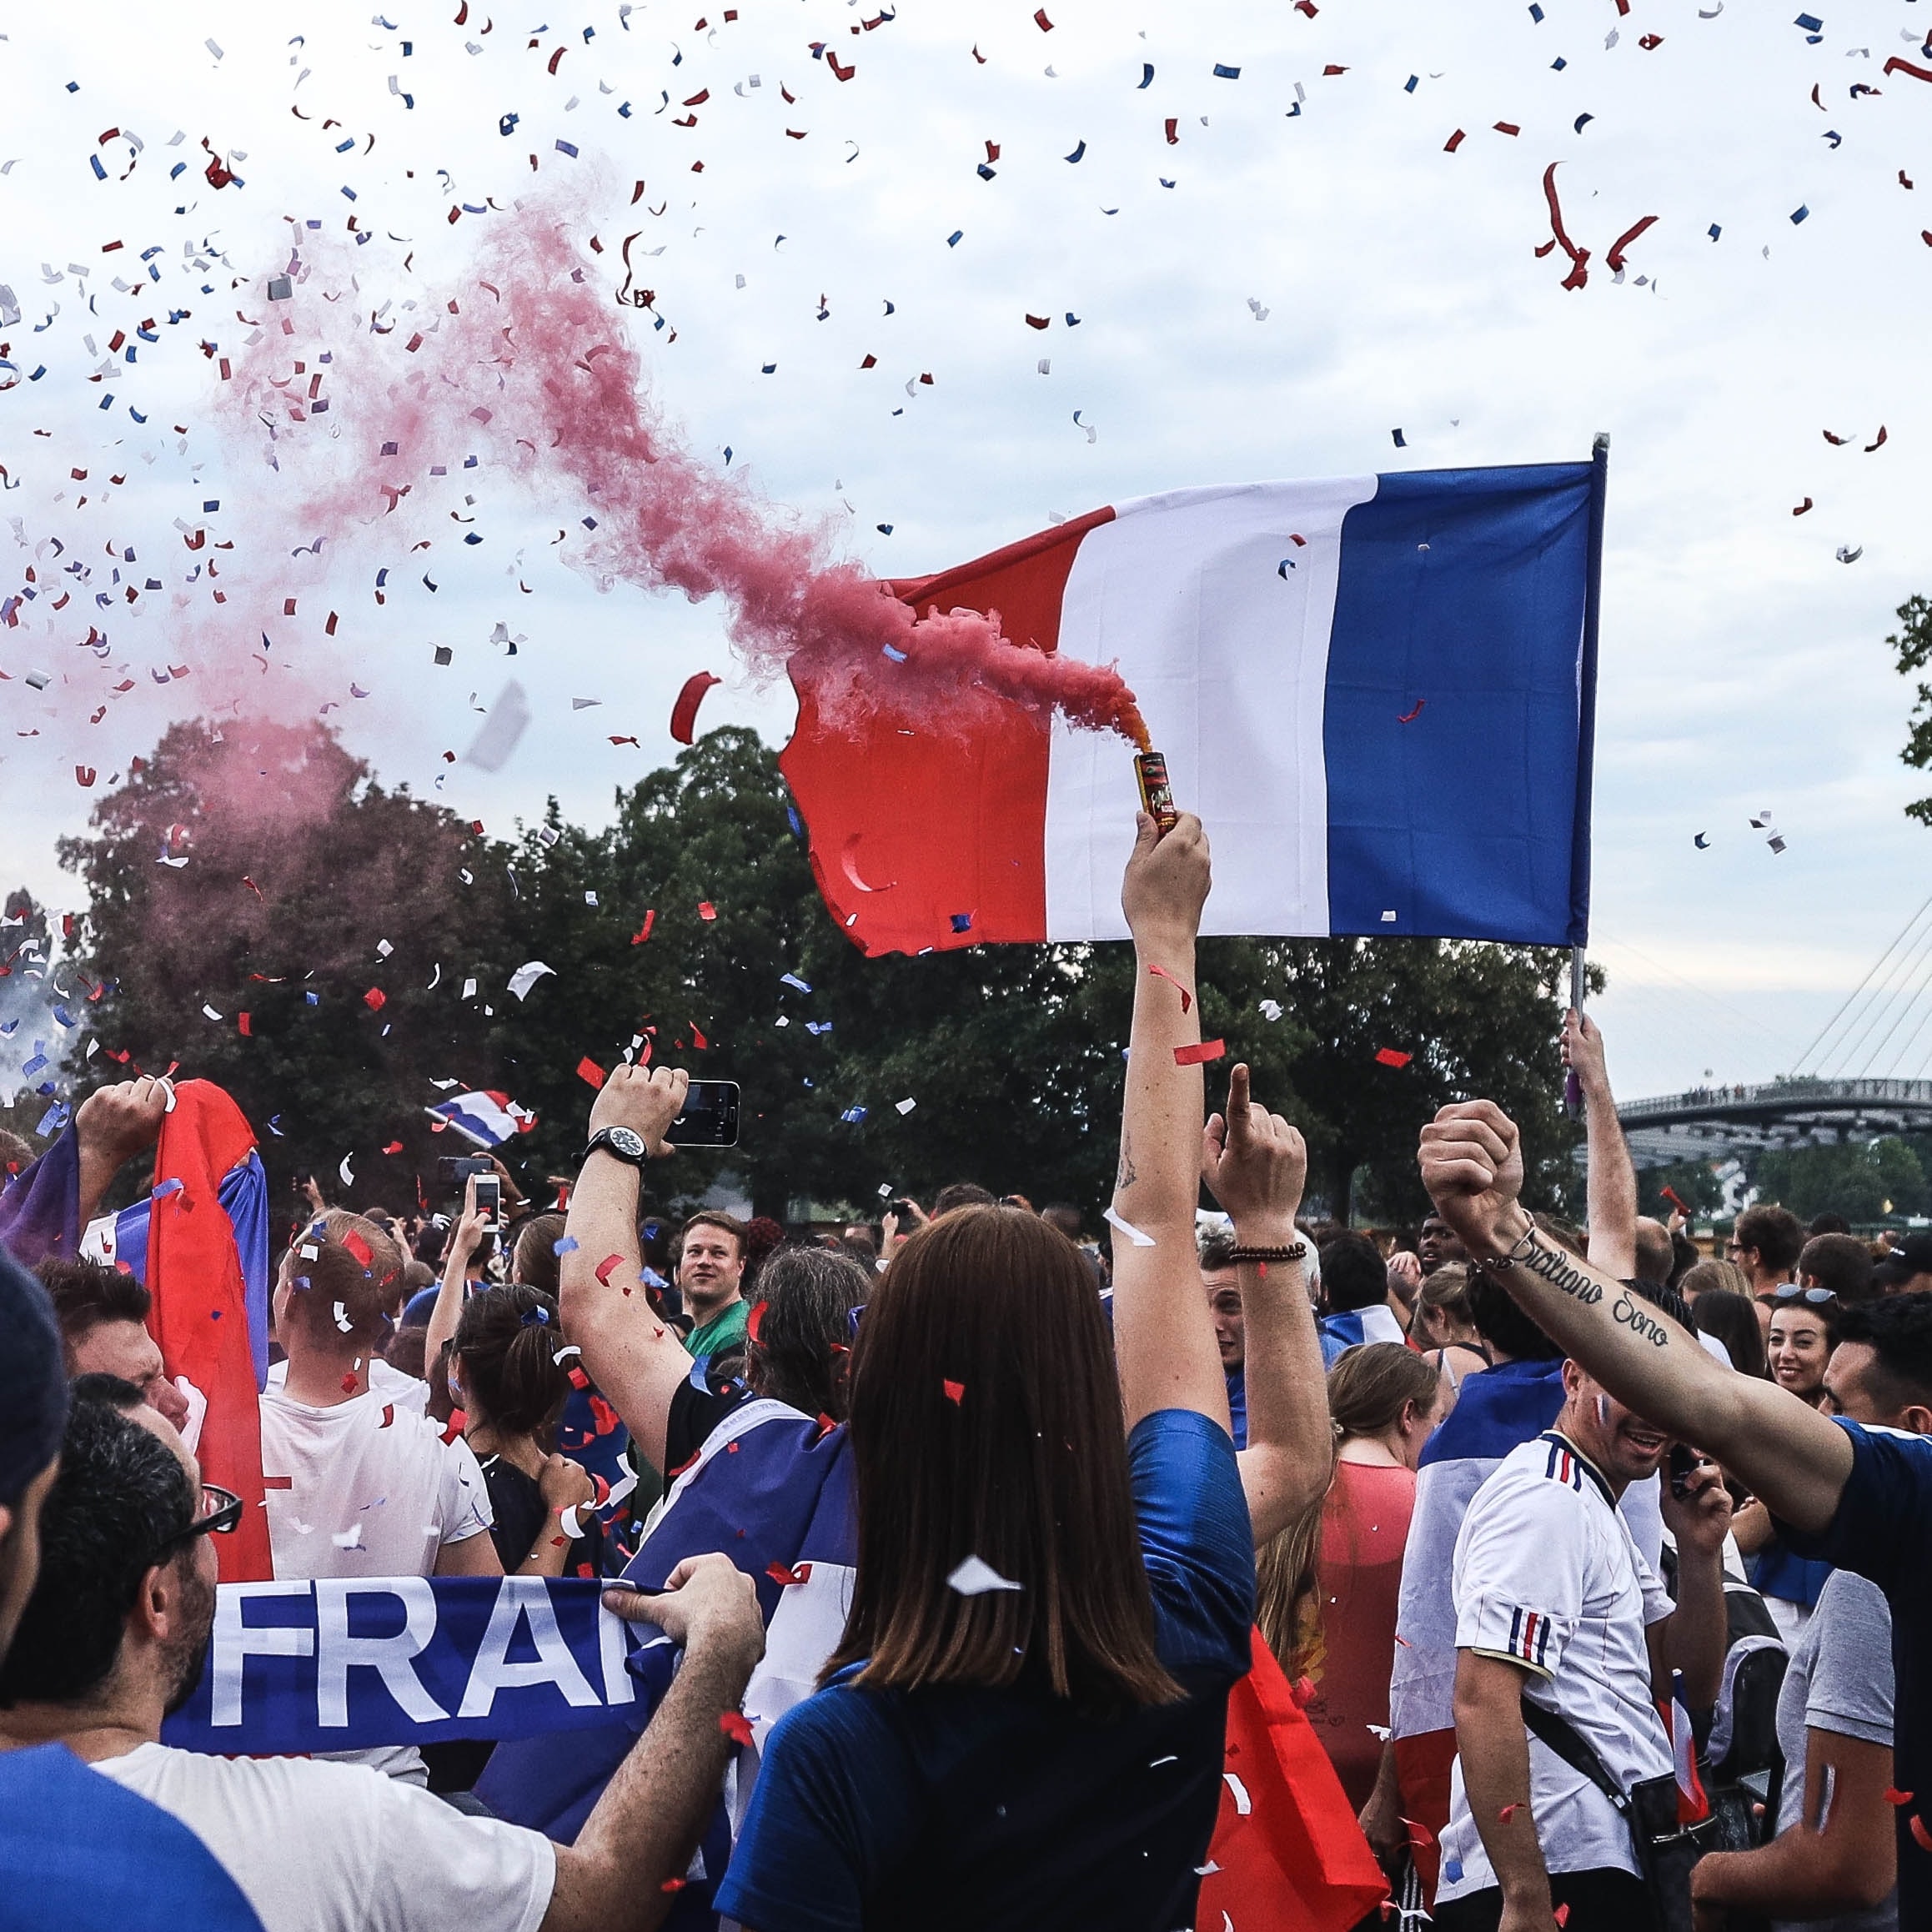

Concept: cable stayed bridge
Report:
left=1616, top=891, right=1932, bottom=1168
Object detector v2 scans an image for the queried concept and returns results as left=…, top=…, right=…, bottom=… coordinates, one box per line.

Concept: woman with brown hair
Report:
left=1297, top=1344, right=1442, bottom=1810
left=702, top=814, right=1309, bottom=1932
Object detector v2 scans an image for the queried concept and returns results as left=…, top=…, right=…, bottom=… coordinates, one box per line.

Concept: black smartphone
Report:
left=666, top=1080, right=740, bottom=1148
left=436, top=1154, right=495, bottom=1186
left=1668, top=1443, right=1701, bottom=1501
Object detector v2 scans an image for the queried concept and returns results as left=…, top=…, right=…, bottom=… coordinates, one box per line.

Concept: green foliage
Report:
left=54, top=722, right=1584, bottom=1232
left=1637, top=1158, right=1729, bottom=1221
left=1749, top=1136, right=1928, bottom=1223
left=1887, top=593, right=1932, bottom=827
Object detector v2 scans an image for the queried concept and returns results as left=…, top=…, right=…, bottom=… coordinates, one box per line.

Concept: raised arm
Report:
left=557, top=1066, right=697, bottom=1476
left=1564, top=1009, right=1636, bottom=1282
left=1202, top=1066, right=1331, bottom=1544
left=424, top=1176, right=487, bottom=1379
left=1112, top=812, right=1223, bottom=1433
left=1418, top=1100, right=1854, bottom=1533
left=73, top=1076, right=171, bottom=1231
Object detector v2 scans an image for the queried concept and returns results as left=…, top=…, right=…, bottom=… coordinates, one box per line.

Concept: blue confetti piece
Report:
left=1065, top=139, right=1086, bottom=162
left=204, top=499, right=219, bottom=512
left=761, top=362, right=776, bottom=374
left=1794, top=12, right=1823, bottom=32
left=20, top=1056, right=47, bottom=1078
left=1139, top=63, right=1154, bottom=88
left=1444, top=1860, right=1463, bottom=1884
left=335, top=138, right=355, bottom=153
left=951, top=913, right=975, bottom=932
left=785, top=804, right=804, bottom=838
left=341, top=185, right=357, bottom=201
left=152, top=1177, right=185, bottom=1200
left=881, top=643, right=909, bottom=663
left=977, top=162, right=996, bottom=179
left=66, top=80, right=79, bottom=93
left=1791, top=203, right=1809, bottom=223
left=1278, top=559, right=1297, bottom=577
left=782, top=972, right=813, bottom=992
left=519, top=1307, right=552, bottom=1327
left=582, top=515, right=598, bottom=529
left=1160, top=177, right=1176, bottom=187
left=1392, top=427, right=1407, bottom=448
left=0, top=1020, right=15, bottom=1036
left=1709, top=223, right=1721, bottom=240
left=305, top=991, right=320, bottom=1006
left=555, top=139, right=580, bottom=157
left=946, top=229, right=963, bottom=246
left=1405, top=74, right=1419, bottom=92
left=1529, top=2, right=1544, bottom=17
left=1551, top=56, right=1567, bottom=69
left=266, top=1115, right=284, bottom=1137
left=463, top=531, right=483, bottom=544
left=1213, top=63, right=1241, bottom=78
left=1574, top=112, right=1593, bottom=132
left=37, top=1104, right=70, bottom=1137
left=90, top=154, right=108, bottom=180
left=805, top=1021, right=832, bottom=1036
left=841, top=1106, right=868, bottom=1124
left=52, top=1005, right=78, bottom=1029
left=499, top=113, right=520, bottom=135
left=876, top=523, right=893, bottom=534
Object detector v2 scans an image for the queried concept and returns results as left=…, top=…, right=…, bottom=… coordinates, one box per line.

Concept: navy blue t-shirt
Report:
left=714, top=1408, right=1255, bottom=1932
left=0, top=1744, right=263, bottom=1932
left=1779, top=1416, right=1932, bottom=1928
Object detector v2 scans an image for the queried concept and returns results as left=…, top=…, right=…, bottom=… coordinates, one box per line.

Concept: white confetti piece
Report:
left=1223, top=1772, right=1252, bottom=1816
left=946, top=1555, right=1023, bottom=1596
left=508, top=961, right=555, bottom=1001
left=1104, top=1206, right=1156, bottom=1248
left=339, top=1155, right=354, bottom=1187
left=896, top=1096, right=917, bottom=1115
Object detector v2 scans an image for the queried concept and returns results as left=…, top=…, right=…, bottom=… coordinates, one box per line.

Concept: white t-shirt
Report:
left=93, top=1743, right=553, bottom=1932
left=259, top=1383, right=492, bottom=1578
left=258, top=1384, right=493, bottom=1782
left=1438, top=1431, right=1675, bottom=1899
left=268, top=1356, right=431, bottom=1416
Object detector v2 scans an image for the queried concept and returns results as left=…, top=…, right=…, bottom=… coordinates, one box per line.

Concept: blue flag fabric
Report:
left=161, top=1576, right=645, bottom=1756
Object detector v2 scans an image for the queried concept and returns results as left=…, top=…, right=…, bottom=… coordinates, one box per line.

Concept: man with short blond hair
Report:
left=677, top=1211, right=750, bottom=1360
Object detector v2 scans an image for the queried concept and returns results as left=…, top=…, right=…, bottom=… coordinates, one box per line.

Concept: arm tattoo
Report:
left=1115, top=1132, right=1137, bottom=1193
left=1516, top=1237, right=1673, bottom=1351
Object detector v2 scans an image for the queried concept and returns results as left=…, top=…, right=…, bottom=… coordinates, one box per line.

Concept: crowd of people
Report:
left=2, top=810, right=1932, bottom=1931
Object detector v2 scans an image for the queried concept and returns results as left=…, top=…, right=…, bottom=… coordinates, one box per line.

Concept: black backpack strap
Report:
left=1518, top=1694, right=1633, bottom=1816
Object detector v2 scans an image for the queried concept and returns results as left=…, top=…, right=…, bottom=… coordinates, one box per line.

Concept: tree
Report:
left=59, top=719, right=518, bottom=1212
left=1750, top=1136, right=1928, bottom=1224
left=1887, top=593, right=1932, bottom=827
left=1636, top=1157, right=1729, bottom=1222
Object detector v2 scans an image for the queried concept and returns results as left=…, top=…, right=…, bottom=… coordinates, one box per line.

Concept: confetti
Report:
left=595, top=1253, right=626, bottom=1284
left=1104, top=1205, right=1156, bottom=1247
left=1375, top=1048, right=1413, bottom=1067
left=947, top=1554, right=1023, bottom=1594
left=670, top=669, right=721, bottom=742
left=719, top=1709, right=755, bottom=1745
left=508, top=961, right=555, bottom=1001
left=1147, top=963, right=1193, bottom=1011
left=1172, top=1040, right=1226, bottom=1066
left=943, top=1378, right=966, bottom=1404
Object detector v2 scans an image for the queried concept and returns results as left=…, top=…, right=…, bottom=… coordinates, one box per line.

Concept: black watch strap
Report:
left=583, top=1128, right=650, bottom=1170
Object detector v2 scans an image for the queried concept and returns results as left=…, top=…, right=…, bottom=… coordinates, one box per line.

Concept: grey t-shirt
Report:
left=1773, top=1568, right=1897, bottom=1932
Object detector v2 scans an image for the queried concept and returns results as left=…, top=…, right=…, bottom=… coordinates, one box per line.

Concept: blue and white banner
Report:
left=161, top=1577, right=641, bottom=1756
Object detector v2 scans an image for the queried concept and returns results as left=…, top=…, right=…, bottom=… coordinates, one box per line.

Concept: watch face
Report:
left=605, top=1126, right=647, bottom=1160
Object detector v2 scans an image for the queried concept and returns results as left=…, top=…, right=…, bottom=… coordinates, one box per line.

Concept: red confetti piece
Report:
left=745, top=1299, right=768, bottom=1342
left=1638, top=32, right=1663, bottom=48
left=1868, top=425, right=1889, bottom=452
left=595, top=1253, right=625, bottom=1285
left=1375, top=1048, right=1413, bottom=1068
left=1553, top=1909, right=1571, bottom=1929
left=719, top=1709, right=755, bottom=1745
left=588, top=1393, right=620, bottom=1436
left=631, top=909, right=656, bottom=945
left=1398, top=700, right=1426, bottom=723
left=1914, top=1815, right=1932, bottom=1854
left=1605, top=213, right=1659, bottom=273
left=766, top=1562, right=810, bottom=1585
left=697, top=901, right=717, bottom=921
left=263, top=1474, right=294, bottom=1489
left=1538, top=162, right=1590, bottom=290
left=1794, top=498, right=1814, bottom=515
left=340, top=1373, right=359, bottom=1393
left=1290, top=1675, right=1316, bottom=1708
left=1884, top=56, right=1932, bottom=83
left=1033, top=6, right=1052, bottom=25
left=577, top=1056, right=607, bottom=1089
left=1164, top=117, right=1179, bottom=144
left=1402, top=1817, right=1436, bottom=1849
left=1173, top=1040, right=1226, bottom=1066
left=382, top=1140, right=403, bottom=1155
left=660, top=1879, right=687, bottom=1894
left=379, top=1403, right=396, bottom=1428
left=238, top=1011, right=252, bottom=1036
left=363, top=987, right=386, bottom=1011
left=566, top=1365, right=590, bottom=1390
left=344, top=1230, right=374, bottom=1268
left=943, top=1378, right=966, bottom=1404
left=1444, top=128, right=1466, bottom=152
left=1322, top=63, right=1348, bottom=75
left=690, top=1021, right=709, bottom=1049
left=1493, top=121, right=1520, bottom=136
left=670, top=670, right=721, bottom=743
left=1147, top=963, right=1193, bottom=1011
left=1498, top=1802, right=1524, bottom=1822
left=1886, top=1787, right=1914, bottom=1805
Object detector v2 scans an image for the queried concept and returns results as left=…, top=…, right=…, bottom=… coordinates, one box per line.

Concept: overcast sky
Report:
left=6, top=0, right=1932, bottom=1101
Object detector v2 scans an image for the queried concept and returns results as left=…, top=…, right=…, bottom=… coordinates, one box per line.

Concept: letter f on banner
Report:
left=211, top=1582, right=315, bottom=1726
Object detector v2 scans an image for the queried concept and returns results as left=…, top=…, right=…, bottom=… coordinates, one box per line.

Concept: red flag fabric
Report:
left=1198, top=1631, right=1390, bottom=1932
left=144, top=1081, right=273, bottom=1582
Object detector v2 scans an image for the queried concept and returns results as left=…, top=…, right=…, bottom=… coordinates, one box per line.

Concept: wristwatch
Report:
left=583, top=1126, right=650, bottom=1169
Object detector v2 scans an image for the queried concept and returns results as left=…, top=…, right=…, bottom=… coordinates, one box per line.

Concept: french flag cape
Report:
left=0, top=1081, right=273, bottom=1583
left=780, top=459, right=1604, bottom=957
left=1388, top=1358, right=1665, bottom=1894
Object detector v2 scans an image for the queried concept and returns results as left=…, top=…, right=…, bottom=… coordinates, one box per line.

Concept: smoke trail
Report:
left=215, top=203, right=1149, bottom=749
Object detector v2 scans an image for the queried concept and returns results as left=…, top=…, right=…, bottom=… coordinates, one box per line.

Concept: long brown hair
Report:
left=1327, top=1342, right=1439, bottom=1443
left=454, top=1284, right=574, bottom=1444
left=823, top=1206, right=1181, bottom=1714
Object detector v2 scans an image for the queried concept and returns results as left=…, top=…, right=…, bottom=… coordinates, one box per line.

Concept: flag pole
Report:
left=1565, top=433, right=1608, bottom=1106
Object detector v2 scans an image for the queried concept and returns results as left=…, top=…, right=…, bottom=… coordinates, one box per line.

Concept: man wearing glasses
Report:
left=0, top=1375, right=768, bottom=1932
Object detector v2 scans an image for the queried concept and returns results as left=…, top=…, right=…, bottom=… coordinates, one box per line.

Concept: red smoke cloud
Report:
left=216, top=203, right=1148, bottom=749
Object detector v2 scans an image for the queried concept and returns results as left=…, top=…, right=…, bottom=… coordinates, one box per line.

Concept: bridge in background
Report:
left=1617, top=1078, right=1932, bottom=1169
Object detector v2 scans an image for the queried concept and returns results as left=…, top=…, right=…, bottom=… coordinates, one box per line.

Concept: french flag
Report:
left=781, top=457, right=1604, bottom=956
left=424, top=1088, right=537, bottom=1149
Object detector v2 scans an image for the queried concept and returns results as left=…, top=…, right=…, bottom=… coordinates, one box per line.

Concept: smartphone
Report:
left=436, top=1154, right=495, bottom=1186
left=473, top=1173, right=503, bottom=1230
left=666, top=1080, right=740, bottom=1148
left=1668, top=1443, right=1701, bottom=1501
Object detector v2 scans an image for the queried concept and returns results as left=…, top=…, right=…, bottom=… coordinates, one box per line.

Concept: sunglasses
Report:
left=153, top=1483, right=244, bottom=1559
left=1772, top=1283, right=1836, bottom=1306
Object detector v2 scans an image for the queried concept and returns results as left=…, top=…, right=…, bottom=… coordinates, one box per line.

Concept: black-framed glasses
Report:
left=154, top=1483, right=244, bottom=1558
left=1773, top=1283, right=1836, bottom=1305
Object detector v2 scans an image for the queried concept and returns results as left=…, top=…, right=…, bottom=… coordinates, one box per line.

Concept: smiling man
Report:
left=676, top=1212, right=751, bottom=1363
